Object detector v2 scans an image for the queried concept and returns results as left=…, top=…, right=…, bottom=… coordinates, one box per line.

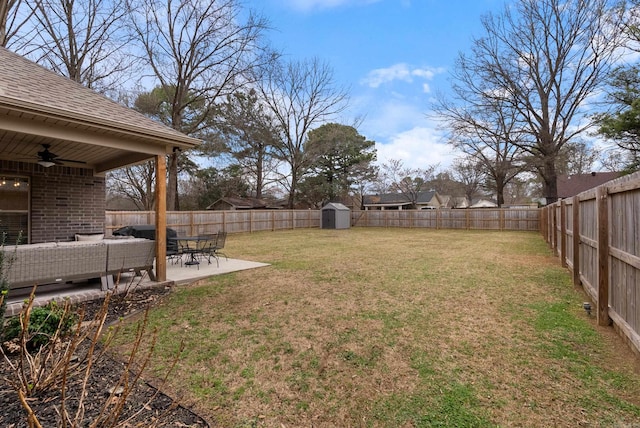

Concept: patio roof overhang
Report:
left=0, top=101, right=199, bottom=174
left=0, top=47, right=201, bottom=283
left=0, top=47, right=200, bottom=173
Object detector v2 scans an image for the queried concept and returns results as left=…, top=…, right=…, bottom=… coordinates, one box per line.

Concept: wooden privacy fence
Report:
left=351, top=208, right=539, bottom=230
left=105, top=210, right=321, bottom=236
left=541, top=171, right=640, bottom=355
left=105, top=208, right=540, bottom=236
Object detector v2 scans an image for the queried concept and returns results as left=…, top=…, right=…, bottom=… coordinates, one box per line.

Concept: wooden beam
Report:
left=596, top=185, right=610, bottom=326
left=155, top=154, right=167, bottom=282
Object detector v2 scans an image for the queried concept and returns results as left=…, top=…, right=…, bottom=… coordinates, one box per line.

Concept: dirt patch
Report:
left=0, top=285, right=210, bottom=427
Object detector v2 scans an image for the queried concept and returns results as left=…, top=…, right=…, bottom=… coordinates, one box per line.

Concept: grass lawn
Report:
left=114, top=228, right=640, bottom=427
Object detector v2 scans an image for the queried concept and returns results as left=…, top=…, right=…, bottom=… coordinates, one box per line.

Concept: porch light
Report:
left=37, top=160, right=56, bottom=168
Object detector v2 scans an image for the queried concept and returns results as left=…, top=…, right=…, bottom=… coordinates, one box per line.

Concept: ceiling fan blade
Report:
left=56, top=158, right=87, bottom=164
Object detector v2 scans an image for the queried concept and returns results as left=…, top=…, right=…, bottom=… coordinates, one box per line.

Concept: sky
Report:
left=252, top=0, right=506, bottom=171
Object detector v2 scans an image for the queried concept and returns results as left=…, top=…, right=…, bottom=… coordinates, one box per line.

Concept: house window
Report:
left=0, top=176, right=29, bottom=245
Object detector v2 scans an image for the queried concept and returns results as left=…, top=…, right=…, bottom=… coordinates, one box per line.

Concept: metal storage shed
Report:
left=321, top=203, right=351, bottom=229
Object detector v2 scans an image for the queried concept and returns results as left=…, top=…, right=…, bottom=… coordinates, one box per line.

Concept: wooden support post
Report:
left=560, top=199, right=567, bottom=268
left=155, top=154, right=167, bottom=282
left=596, top=186, right=610, bottom=326
left=572, top=196, right=581, bottom=287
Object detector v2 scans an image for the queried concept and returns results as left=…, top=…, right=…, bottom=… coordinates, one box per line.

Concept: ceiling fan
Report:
left=36, top=144, right=86, bottom=167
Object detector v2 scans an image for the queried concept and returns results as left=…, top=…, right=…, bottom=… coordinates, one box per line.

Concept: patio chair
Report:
left=166, top=244, right=182, bottom=265
left=212, top=231, right=228, bottom=262
left=196, top=232, right=227, bottom=267
left=194, top=235, right=217, bottom=266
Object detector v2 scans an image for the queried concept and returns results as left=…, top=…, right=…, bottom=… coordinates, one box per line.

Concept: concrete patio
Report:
left=4, top=257, right=270, bottom=317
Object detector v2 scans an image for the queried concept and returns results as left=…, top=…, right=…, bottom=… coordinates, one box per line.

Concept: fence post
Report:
left=572, top=196, right=581, bottom=287
left=499, top=209, right=505, bottom=231
left=596, top=186, right=610, bottom=326
left=466, top=209, right=470, bottom=230
left=552, top=204, right=558, bottom=256
left=560, top=199, right=567, bottom=268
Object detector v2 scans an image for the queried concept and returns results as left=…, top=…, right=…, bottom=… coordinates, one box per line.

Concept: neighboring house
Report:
left=451, top=196, right=471, bottom=209
left=469, top=198, right=498, bottom=208
left=0, top=47, right=200, bottom=281
left=557, top=171, right=622, bottom=199
left=438, top=195, right=471, bottom=209
left=438, top=194, right=452, bottom=208
left=362, top=191, right=443, bottom=210
left=206, top=197, right=281, bottom=210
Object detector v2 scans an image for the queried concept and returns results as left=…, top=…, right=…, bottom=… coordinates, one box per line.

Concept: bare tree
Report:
left=436, top=91, right=528, bottom=207
left=456, top=0, right=625, bottom=204
left=107, top=163, right=157, bottom=210
left=376, top=159, right=438, bottom=207
left=450, top=157, right=486, bottom=204
left=20, top=0, right=133, bottom=92
left=259, top=57, right=349, bottom=208
left=556, top=141, right=601, bottom=175
left=0, top=0, right=34, bottom=48
left=128, top=0, right=274, bottom=210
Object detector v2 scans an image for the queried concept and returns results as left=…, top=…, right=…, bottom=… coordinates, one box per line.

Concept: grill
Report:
left=112, top=224, right=178, bottom=254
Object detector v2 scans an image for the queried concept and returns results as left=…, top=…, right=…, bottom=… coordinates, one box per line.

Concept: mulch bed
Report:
left=0, top=285, right=210, bottom=427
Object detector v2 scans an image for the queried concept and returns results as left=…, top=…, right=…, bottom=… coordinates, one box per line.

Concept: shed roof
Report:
left=322, top=202, right=350, bottom=211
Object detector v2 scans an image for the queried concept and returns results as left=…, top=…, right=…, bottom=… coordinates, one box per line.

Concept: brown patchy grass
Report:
left=115, top=228, right=640, bottom=427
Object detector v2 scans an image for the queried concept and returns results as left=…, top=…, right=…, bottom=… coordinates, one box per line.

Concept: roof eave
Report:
left=0, top=97, right=201, bottom=150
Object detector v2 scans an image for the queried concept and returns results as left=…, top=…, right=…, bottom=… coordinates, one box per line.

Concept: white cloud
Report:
left=361, top=63, right=445, bottom=88
left=375, top=126, right=460, bottom=170
left=360, top=98, right=427, bottom=139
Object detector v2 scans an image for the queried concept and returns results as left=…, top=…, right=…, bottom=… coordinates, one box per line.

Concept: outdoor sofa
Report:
left=4, top=237, right=156, bottom=292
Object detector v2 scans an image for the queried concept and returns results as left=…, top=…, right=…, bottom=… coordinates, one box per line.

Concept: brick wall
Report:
left=0, top=161, right=105, bottom=243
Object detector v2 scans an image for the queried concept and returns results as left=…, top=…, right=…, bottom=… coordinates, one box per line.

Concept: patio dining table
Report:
left=170, top=235, right=216, bottom=268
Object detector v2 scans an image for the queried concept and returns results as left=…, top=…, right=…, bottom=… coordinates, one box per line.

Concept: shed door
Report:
left=322, top=210, right=335, bottom=229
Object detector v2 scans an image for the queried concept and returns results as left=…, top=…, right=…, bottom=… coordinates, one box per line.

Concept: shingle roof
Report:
left=0, top=47, right=199, bottom=146
left=207, top=197, right=274, bottom=210
left=363, top=191, right=437, bottom=206
left=557, top=172, right=622, bottom=198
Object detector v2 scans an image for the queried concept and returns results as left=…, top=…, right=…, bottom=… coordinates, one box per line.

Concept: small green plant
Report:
left=1, top=287, right=185, bottom=427
left=3, top=300, right=78, bottom=350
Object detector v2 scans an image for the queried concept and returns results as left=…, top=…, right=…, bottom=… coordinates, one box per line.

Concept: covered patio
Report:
left=0, top=47, right=200, bottom=290
left=4, top=257, right=270, bottom=316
